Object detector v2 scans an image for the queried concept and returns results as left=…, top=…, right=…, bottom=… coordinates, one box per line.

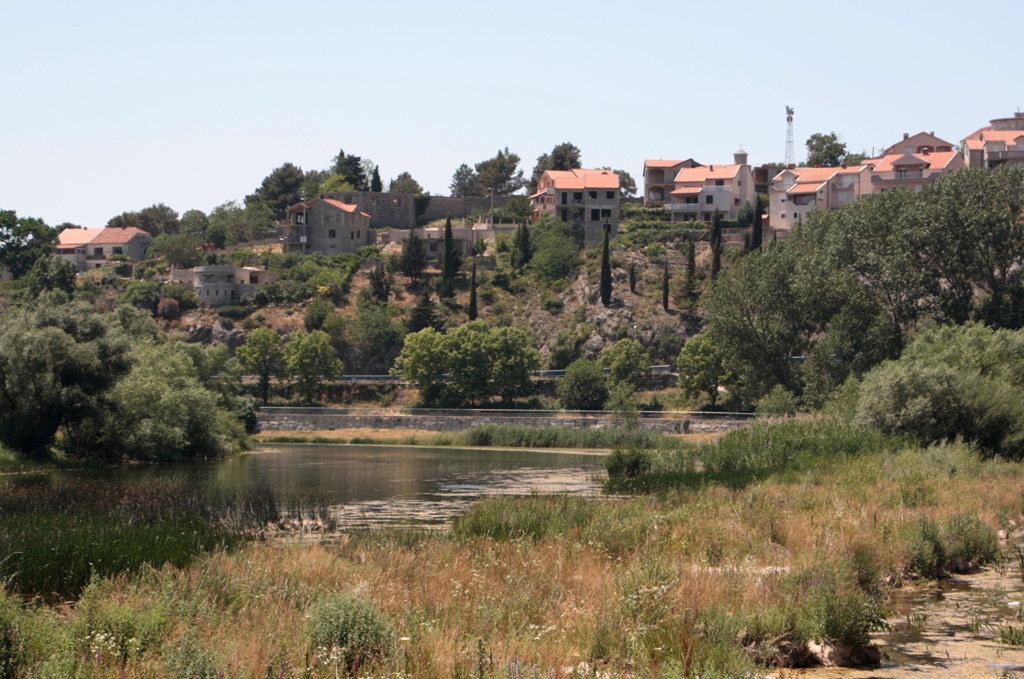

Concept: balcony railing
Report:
left=872, top=171, right=936, bottom=182
left=666, top=203, right=699, bottom=212
left=988, top=150, right=1024, bottom=161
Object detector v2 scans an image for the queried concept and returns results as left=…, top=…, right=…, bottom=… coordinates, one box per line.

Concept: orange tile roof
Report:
left=964, top=139, right=985, bottom=150
left=323, top=198, right=360, bottom=213
left=882, top=132, right=956, bottom=155
left=645, top=159, right=686, bottom=168
left=670, top=186, right=702, bottom=195
left=543, top=169, right=619, bottom=190
left=778, top=167, right=839, bottom=183
left=787, top=182, right=826, bottom=194
left=89, top=227, right=152, bottom=245
left=674, top=164, right=742, bottom=182
left=57, top=228, right=98, bottom=246
left=870, top=151, right=961, bottom=173
left=979, top=130, right=1024, bottom=143
left=962, top=126, right=991, bottom=141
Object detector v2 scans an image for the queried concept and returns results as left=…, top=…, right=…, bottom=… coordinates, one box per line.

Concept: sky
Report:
left=2, top=0, right=1022, bottom=228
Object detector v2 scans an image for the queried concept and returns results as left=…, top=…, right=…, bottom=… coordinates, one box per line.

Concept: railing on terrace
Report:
left=251, top=366, right=674, bottom=384
left=257, top=406, right=755, bottom=419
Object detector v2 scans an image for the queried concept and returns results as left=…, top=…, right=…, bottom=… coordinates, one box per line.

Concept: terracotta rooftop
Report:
left=670, top=186, right=703, bottom=195
left=57, top=228, right=98, bottom=247
left=786, top=182, right=827, bottom=195
left=774, top=167, right=840, bottom=184
left=541, top=169, right=619, bottom=190
left=88, top=227, right=152, bottom=245
left=644, top=158, right=701, bottom=169
left=674, top=163, right=742, bottom=183
left=870, top=151, right=961, bottom=173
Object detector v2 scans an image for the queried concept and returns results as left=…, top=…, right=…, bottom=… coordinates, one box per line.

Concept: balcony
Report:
left=988, top=150, right=1024, bottom=162
left=871, top=171, right=937, bottom=183
left=666, top=203, right=699, bottom=213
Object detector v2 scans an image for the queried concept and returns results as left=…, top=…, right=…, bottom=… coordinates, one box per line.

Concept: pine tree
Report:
left=368, top=261, right=393, bottom=303
left=408, top=286, right=444, bottom=333
left=371, top=165, right=383, bottom=193
left=628, top=263, right=636, bottom=293
left=439, top=216, right=461, bottom=298
left=683, top=238, right=696, bottom=303
left=510, top=223, right=531, bottom=270
left=751, top=196, right=764, bottom=250
left=599, top=225, right=612, bottom=306
left=710, top=209, right=722, bottom=281
left=399, top=228, right=427, bottom=281
left=662, top=261, right=670, bottom=311
left=468, top=259, right=478, bottom=320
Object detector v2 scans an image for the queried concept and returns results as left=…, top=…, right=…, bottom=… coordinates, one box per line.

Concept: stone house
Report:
left=281, top=197, right=374, bottom=255
left=642, top=158, right=703, bottom=207
left=171, top=266, right=278, bottom=307
left=962, top=113, right=1024, bottom=169
left=56, top=226, right=153, bottom=270
left=529, top=168, right=620, bottom=246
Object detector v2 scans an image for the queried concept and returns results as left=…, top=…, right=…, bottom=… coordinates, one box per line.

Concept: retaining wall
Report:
left=256, top=411, right=748, bottom=435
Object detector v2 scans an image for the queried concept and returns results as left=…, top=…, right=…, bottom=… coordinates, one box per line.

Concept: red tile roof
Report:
left=88, top=227, right=152, bottom=245
left=57, top=228, right=98, bottom=246
left=670, top=186, right=702, bottom=195
left=870, top=151, right=961, bottom=173
left=542, top=169, right=619, bottom=190
left=323, top=198, right=361, bottom=213
left=674, top=164, right=743, bottom=183
left=787, top=182, right=826, bottom=195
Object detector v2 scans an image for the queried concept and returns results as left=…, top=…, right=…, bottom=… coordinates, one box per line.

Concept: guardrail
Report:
left=245, top=366, right=675, bottom=384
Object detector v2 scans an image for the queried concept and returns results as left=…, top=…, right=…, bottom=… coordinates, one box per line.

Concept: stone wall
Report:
left=256, top=411, right=748, bottom=435
left=419, top=196, right=513, bottom=224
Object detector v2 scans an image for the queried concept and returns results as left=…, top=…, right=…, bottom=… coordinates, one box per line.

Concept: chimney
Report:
left=930, top=131, right=935, bottom=136
left=814, top=164, right=822, bottom=168
left=788, top=163, right=796, bottom=169
left=903, top=133, right=909, bottom=140
left=709, top=164, right=714, bottom=170
left=841, top=163, right=847, bottom=169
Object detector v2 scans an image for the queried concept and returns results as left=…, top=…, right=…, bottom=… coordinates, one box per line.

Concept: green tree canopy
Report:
left=388, top=172, right=424, bottom=195
left=528, top=142, right=582, bottom=193
left=284, top=330, right=342, bottom=403
left=331, top=149, right=368, bottom=191
left=475, top=148, right=525, bottom=196
left=247, top=163, right=306, bottom=218
left=804, top=132, right=848, bottom=168
left=0, top=209, right=58, bottom=279
left=677, top=334, right=727, bottom=407
left=599, top=338, right=651, bottom=390
left=236, top=327, right=283, bottom=403
left=107, top=203, right=179, bottom=236
left=556, top=359, right=608, bottom=411
left=179, top=209, right=209, bottom=238
left=450, top=163, right=482, bottom=197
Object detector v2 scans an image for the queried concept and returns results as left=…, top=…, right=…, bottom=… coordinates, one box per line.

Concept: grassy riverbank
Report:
left=1, top=418, right=1021, bottom=677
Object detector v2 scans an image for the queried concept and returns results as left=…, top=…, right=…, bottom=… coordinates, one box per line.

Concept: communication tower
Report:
left=784, top=106, right=795, bottom=166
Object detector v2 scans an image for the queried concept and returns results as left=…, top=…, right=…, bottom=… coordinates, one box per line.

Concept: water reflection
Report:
left=15, top=445, right=607, bottom=528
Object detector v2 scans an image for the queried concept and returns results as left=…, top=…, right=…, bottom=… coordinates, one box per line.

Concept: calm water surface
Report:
left=21, top=444, right=607, bottom=528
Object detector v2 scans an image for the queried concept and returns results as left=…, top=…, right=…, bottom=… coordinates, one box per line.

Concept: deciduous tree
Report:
left=236, top=327, right=283, bottom=403
left=284, top=330, right=342, bottom=403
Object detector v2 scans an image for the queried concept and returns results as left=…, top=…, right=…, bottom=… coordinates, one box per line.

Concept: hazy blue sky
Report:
left=2, top=0, right=1021, bottom=227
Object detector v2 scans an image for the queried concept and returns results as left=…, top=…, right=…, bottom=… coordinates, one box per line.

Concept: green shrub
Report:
left=0, top=593, right=24, bottom=679
left=906, top=518, right=945, bottom=579
left=453, top=495, right=596, bottom=541
left=216, top=305, right=252, bottom=321
left=304, top=297, right=334, bottom=331
left=605, top=448, right=652, bottom=478
left=755, top=385, right=798, bottom=417
left=794, top=565, right=884, bottom=648
left=557, top=360, right=609, bottom=411
left=308, top=595, right=393, bottom=672
left=164, top=635, right=218, bottom=679
left=942, top=513, right=998, bottom=573
left=542, top=296, right=564, bottom=314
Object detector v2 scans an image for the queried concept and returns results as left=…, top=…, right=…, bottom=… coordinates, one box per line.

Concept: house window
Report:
left=573, top=192, right=583, bottom=202
left=357, top=230, right=360, bottom=239
left=793, top=195, right=813, bottom=206
left=734, top=199, right=740, bottom=206
left=715, top=179, right=724, bottom=186
left=588, top=191, right=597, bottom=199
left=112, top=247, right=123, bottom=255
left=350, top=231, right=355, bottom=240
left=838, top=192, right=848, bottom=203
left=601, top=208, right=612, bottom=218
left=793, top=212, right=799, bottom=220
left=94, top=247, right=103, bottom=256
left=561, top=209, right=568, bottom=221
left=561, top=192, right=567, bottom=205
left=606, top=191, right=615, bottom=199
left=328, top=229, right=336, bottom=238
left=296, top=214, right=305, bottom=224
left=705, top=196, right=713, bottom=204
left=591, top=209, right=600, bottom=221
left=780, top=196, right=786, bottom=202
left=781, top=213, right=786, bottom=219
left=429, top=241, right=438, bottom=252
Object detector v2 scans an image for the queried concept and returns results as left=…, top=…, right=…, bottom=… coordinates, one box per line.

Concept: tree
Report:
left=284, top=330, right=342, bottom=404
left=352, top=306, right=406, bottom=374
left=236, top=327, right=282, bottom=403
left=179, top=209, right=209, bottom=239
left=737, top=201, right=755, bottom=229
left=677, top=334, right=726, bottom=407
left=710, top=209, right=722, bottom=280
left=628, top=263, right=637, bottom=293
left=805, top=132, right=848, bottom=168
left=331, top=149, right=368, bottom=191
left=439, top=216, right=462, bottom=297
left=407, top=286, right=444, bottom=333
left=439, top=321, right=494, bottom=406
left=599, top=225, right=612, bottom=306
left=370, top=165, right=383, bottom=192
left=247, top=163, right=306, bottom=218
left=475, top=148, right=525, bottom=196
left=682, top=238, right=697, bottom=303
left=108, top=203, right=179, bottom=236
left=301, top=169, right=330, bottom=200
left=388, top=172, right=424, bottom=195
left=751, top=198, right=764, bottom=250
left=207, top=201, right=277, bottom=246
left=530, top=215, right=581, bottom=282
left=25, top=256, right=77, bottom=299
left=0, top=210, right=58, bottom=279
left=399, top=228, right=427, bottom=281
left=557, top=360, right=608, bottom=411
left=368, top=261, right=394, bottom=304
left=319, top=175, right=356, bottom=194
left=662, top=260, right=670, bottom=311
left=303, top=298, right=334, bottom=332
left=599, top=338, right=651, bottom=390
left=449, top=163, right=481, bottom=197
left=391, top=327, right=447, bottom=404
left=529, top=142, right=582, bottom=193
left=490, top=326, right=539, bottom=402
left=148, top=233, right=202, bottom=268
left=468, top=259, right=478, bottom=321
left=510, top=223, right=531, bottom=271
left=0, top=298, right=132, bottom=455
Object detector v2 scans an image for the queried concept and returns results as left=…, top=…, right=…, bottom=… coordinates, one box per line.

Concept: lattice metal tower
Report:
left=784, top=106, right=795, bottom=166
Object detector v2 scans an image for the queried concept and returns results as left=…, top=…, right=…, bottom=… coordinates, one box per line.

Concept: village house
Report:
left=642, top=159, right=703, bottom=207
left=881, top=131, right=954, bottom=155
left=769, top=165, right=873, bottom=229
left=56, top=226, right=153, bottom=270
left=170, top=266, right=277, bottom=307
left=377, top=221, right=511, bottom=259
left=281, top=197, right=374, bottom=255
left=664, top=150, right=756, bottom=223
left=961, top=113, right=1024, bottom=169
left=864, top=150, right=964, bottom=193
left=529, top=168, right=620, bottom=246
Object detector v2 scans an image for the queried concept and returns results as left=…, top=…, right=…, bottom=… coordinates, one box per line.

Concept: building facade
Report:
left=962, top=113, right=1024, bottom=169
left=529, top=169, right=620, bottom=246
left=865, top=150, right=964, bottom=193
left=882, top=132, right=954, bottom=156
left=769, top=165, right=873, bottom=229
left=56, top=226, right=153, bottom=270
left=664, top=150, right=756, bottom=223
left=171, top=266, right=278, bottom=307
left=282, top=197, right=374, bottom=255
left=642, top=158, right=702, bottom=207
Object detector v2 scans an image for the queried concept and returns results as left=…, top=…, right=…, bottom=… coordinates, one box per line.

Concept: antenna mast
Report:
left=784, top=106, right=795, bottom=166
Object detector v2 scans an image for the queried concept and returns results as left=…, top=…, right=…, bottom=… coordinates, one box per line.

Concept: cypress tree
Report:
left=710, top=209, right=722, bottom=281
left=439, top=216, right=461, bottom=298
left=371, top=165, right=383, bottom=193
left=628, top=263, right=636, bottom=293
left=683, top=238, right=696, bottom=303
left=661, top=260, right=670, bottom=311
left=751, top=196, right=764, bottom=250
left=408, top=286, right=444, bottom=333
left=511, top=223, right=531, bottom=270
left=468, top=259, right=478, bottom=321
left=599, top=225, right=612, bottom=306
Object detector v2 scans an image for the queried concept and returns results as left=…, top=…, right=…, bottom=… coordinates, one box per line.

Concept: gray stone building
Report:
left=281, top=197, right=375, bottom=255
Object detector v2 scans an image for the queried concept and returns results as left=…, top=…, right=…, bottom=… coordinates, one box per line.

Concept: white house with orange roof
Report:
left=768, top=164, right=873, bottom=229
left=642, top=158, right=702, bottom=207
left=56, top=226, right=153, bottom=270
left=529, top=168, right=620, bottom=246
left=864, top=150, right=964, bottom=193
left=961, top=113, right=1024, bottom=169
left=282, top=196, right=374, bottom=255
left=882, top=132, right=955, bottom=156
left=664, top=150, right=756, bottom=223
